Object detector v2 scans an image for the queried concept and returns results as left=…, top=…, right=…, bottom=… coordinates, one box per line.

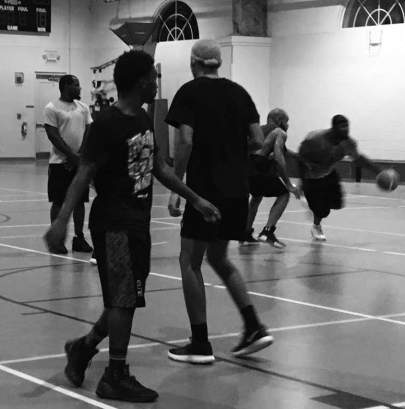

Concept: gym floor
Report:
left=0, top=161, right=404, bottom=409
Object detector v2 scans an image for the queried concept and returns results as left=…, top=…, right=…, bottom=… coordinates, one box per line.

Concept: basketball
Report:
left=376, top=169, right=400, bottom=191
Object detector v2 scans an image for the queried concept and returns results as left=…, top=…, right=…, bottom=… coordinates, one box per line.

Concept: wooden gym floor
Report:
left=0, top=160, right=404, bottom=409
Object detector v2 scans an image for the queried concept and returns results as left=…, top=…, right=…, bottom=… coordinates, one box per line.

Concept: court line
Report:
left=3, top=311, right=405, bottom=366
left=0, top=364, right=119, bottom=409
left=270, top=220, right=405, bottom=239
left=0, top=291, right=401, bottom=409
left=0, top=187, right=47, bottom=195
left=2, top=242, right=405, bottom=328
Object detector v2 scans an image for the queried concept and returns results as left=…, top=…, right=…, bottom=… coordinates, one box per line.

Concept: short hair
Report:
left=267, top=108, right=288, bottom=126
left=59, top=75, right=77, bottom=93
left=332, top=114, right=349, bottom=128
left=114, top=50, right=155, bottom=95
left=191, top=39, right=222, bottom=69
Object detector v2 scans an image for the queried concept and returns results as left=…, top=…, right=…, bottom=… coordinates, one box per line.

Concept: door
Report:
left=34, top=72, right=66, bottom=158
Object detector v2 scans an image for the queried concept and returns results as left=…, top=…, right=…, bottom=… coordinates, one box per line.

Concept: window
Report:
left=157, top=1, right=199, bottom=42
left=343, top=0, right=405, bottom=27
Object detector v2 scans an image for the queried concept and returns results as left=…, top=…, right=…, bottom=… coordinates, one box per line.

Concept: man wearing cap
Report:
left=298, top=115, right=381, bottom=241
left=165, top=39, right=274, bottom=364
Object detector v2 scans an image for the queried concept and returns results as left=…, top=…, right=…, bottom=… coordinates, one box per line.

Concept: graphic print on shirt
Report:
left=127, top=130, right=154, bottom=196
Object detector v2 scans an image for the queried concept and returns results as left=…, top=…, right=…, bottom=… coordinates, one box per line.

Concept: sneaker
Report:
left=258, top=226, right=286, bottom=248
left=49, top=244, right=68, bottom=255
left=168, top=340, right=215, bottom=364
left=96, top=365, right=158, bottom=403
left=72, top=236, right=93, bottom=253
left=232, top=326, right=274, bottom=357
left=239, top=228, right=259, bottom=246
left=311, top=224, right=326, bottom=241
left=64, top=337, right=98, bottom=387
left=89, top=251, right=97, bottom=265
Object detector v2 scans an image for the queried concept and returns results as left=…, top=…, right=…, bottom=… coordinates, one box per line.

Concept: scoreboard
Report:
left=0, top=0, right=51, bottom=34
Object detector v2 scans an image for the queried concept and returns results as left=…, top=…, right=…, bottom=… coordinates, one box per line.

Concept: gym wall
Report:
left=267, top=3, right=405, bottom=160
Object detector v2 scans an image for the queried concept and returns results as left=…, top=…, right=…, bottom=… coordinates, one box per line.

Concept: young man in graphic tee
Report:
left=45, top=50, right=220, bottom=403
left=44, top=75, right=93, bottom=255
left=166, top=39, right=274, bottom=363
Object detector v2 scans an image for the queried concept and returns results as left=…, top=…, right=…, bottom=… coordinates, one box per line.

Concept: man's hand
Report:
left=192, top=197, right=221, bottom=223
left=44, top=218, right=68, bottom=253
left=66, top=153, right=80, bottom=169
left=168, top=192, right=182, bottom=217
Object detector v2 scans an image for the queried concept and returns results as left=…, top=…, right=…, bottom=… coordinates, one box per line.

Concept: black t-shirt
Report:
left=166, top=77, right=260, bottom=200
left=82, top=106, right=155, bottom=232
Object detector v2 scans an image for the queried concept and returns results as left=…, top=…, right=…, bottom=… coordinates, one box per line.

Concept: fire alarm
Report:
left=15, top=72, right=24, bottom=85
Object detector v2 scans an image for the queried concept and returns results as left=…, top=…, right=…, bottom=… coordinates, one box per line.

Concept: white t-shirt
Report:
left=44, top=99, right=93, bottom=164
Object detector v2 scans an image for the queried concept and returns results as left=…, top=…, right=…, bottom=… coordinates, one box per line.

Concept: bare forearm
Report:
left=354, top=154, right=382, bottom=175
left=173, top=142, right=192, bottom=181
left=48, top=134, right=78, bottom=160
left=154, top=161, right=198, bottom=204
left=275, top=153, right=292, bottom=188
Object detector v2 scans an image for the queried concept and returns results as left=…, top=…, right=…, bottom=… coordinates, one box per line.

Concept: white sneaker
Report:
left=89, top=252, right=97, bottom=265
left=311, top=224, right=326, bottom=241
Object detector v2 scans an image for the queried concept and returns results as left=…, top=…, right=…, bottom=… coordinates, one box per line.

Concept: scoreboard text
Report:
left=0, top=0, right=51, bottom=34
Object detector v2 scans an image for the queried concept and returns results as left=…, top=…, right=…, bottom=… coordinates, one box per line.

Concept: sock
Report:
left=109, top=349, right=126, bottom=372
left=191, top=323, right=209, bottom=343
left=240, top=305, right=261, bottom=332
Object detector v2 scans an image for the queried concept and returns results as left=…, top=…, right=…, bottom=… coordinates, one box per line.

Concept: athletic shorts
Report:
left=181, top=197, right=248, bottom=242
left=48, top=164, right=89, bottom=205
left=248, top=154, right=288, bottom=198
left=91, top=229, right=151, bottom=309
left=302, top=170, right=344, bottom=219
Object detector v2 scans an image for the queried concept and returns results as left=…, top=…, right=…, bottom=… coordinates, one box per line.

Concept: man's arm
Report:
left=154, top=153, right=220, bottom=223
left=45, top=124, right=80, bottom=165
left=248, top=123, right=265, bottom=152
left=274, top=134, right=300, bottom=198
left=173, top=124, right=193, bottom=180
left=166, top=124, right=193, bottom=216
left=44, top=162, right=95, bottom=250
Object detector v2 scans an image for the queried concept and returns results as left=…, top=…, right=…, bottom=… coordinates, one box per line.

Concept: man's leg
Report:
left=303, top=178, right=329, bottom=241
left=168, top=238, right=215, bottom=364
left=206, top=240, right=274, bottom=356
left=257, top=193, right=290, bottom=247
left=64, top=309, right=108, bottom=387
left=240, top=196, right=262, bottom=244
left=72, top=203, right=93, bottom=252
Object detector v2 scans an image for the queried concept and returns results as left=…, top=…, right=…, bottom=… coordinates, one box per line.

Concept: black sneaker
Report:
left=50, top=244, right=68, bottom=255
left=168, top=340, right=215, bottom=364
left=96, top=365, right=158, bottom=403
left=64, top=337, right=98, bottom=387
left=239, top=228, right=259, bottom=246
left=232, top=326, right=274, bottom=357
left=258, top=226, right=286, bottom=248
left=72, top=236, right=93, bottom=253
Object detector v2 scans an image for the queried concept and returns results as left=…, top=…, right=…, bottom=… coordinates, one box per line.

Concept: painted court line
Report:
left=2, top=243, right=405, bottom=330
left=3, top=311, right=405, bottom=366
left=0, top=364, right=119, bottom=409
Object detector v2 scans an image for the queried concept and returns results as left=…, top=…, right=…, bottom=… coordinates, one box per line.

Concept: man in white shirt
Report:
left=44, top=75, right=93, bottom=254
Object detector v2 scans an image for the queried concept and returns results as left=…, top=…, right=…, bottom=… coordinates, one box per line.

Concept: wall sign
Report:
left=0, top=0, right=51, bottom=34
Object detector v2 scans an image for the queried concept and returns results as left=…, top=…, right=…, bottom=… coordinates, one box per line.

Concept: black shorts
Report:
left=91, top=229, right=151, bottom=309
left=302, top=170, right=344, bottom=219
left=181, top=197, right=248, bottom=242
left=248, top=154, right=288, bottom=197
left=48, top=164, right=89, bottom=205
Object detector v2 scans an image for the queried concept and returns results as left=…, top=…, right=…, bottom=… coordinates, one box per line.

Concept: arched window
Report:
left=156, top=1, right=199, bottom=42
left=343, top=0, right=405, bottom=27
